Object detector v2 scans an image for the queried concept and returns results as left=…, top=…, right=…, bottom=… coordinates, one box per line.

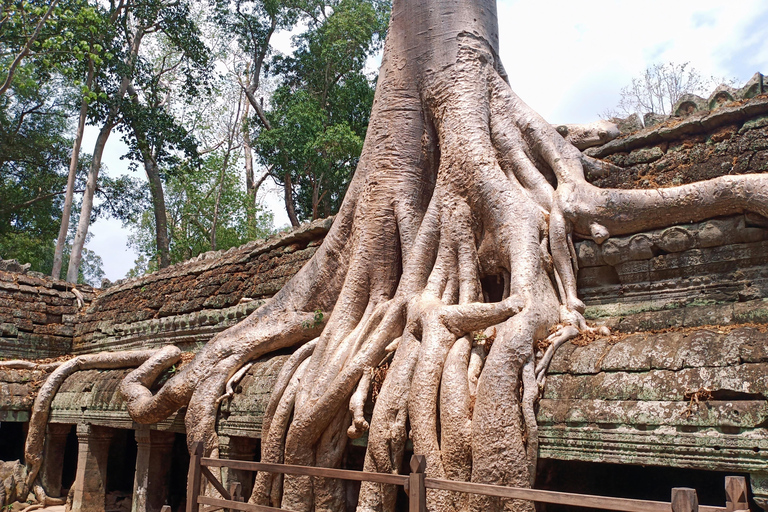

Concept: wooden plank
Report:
left=424, top=478, right=726, bottom=512
left=409, top=455, right=426, bottom=512
left=201, top=465, right=232, bottom=501
left=672, top=488, right=698, bottom=512
left=198, top=495, right=295, bottom=512
left=187, top=442, right=204, bottom=512
left=725, top=476, right=748, bottom=512
left=201, top=458, right=409, bottom=486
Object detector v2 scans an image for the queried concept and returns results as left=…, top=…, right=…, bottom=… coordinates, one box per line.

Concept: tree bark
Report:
left=127, top=84, right=171, bottom=269
left=283, top=172, right=300, bottom=227
left=243, top=99, right=257, bottom=228
left=66, top=27, right=145, bottom=282
left=52, top=62, right=93, bottom=279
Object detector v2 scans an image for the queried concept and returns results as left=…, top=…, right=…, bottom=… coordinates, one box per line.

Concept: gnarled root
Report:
left=103, top=2, right=768, bottom=510
left=25, top=349, right=176, bottom=489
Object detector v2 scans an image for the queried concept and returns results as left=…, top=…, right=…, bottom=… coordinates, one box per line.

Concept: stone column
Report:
left=751, top=472, right=768, bottom=511
left=218, top=435, right=259, bottom=498
left=40, top=423, right=71, bottom=498
left=131, top=428, right=176, bottom=512
left=71, top=423, right=114, bottom=512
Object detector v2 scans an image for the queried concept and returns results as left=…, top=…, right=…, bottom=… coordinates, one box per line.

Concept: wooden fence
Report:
left=185, top=442, right=750, bottom=512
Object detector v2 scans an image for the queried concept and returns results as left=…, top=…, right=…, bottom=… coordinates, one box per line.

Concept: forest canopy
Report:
left=0, top=0, right=388, bottom=282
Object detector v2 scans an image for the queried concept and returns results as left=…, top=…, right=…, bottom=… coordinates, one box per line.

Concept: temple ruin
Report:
left=2, top=75, right=768, bottom=511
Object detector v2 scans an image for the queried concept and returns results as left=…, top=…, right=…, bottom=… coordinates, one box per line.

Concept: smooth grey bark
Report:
left=52, top=62, right=94, bottom=279
left=66, top=27, right=145, bottom=282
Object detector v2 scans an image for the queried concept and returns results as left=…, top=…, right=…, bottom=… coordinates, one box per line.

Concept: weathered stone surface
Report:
left=549, top=326, right=768, bottom=376
left=538, top=425, right=768, bottom=474
left=71, top=218, right=330, bottom=354
left=0, top=264, right=91, bottom=358
left=538, top=399, right=768, bottom=428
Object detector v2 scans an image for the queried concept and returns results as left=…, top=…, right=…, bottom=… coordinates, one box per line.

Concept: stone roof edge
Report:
left=0, top=258, right=95, bottom=294
left=100, top=216, right=334, bottom=296
left=586, top=95, right=768, bottom=159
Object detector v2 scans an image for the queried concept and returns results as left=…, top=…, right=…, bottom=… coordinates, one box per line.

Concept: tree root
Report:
left=26, top=349, right=174, bottom=488
left=215, top=361, right=254, bottom=407
left=0, top=361, right=62, bottom=371
left=73, top=3, right=768, bottom=510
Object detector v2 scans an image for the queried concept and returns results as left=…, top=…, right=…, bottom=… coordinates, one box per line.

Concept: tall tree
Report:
left=121, top=19, right=209, bottom=269
left=66, top=0, right=209, bottom=281
left=214, top=0, right=300, bottom=225
left=20, top=1, right=768, bottom=512
left=254, top=0, right=387, bottom=224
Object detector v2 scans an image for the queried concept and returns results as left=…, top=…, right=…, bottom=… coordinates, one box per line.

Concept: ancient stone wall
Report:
left=0, top=259, right=94, bottom=359
left=586, top=96, right=768, bottom=188
left=72, top=218, right=331, bottom=354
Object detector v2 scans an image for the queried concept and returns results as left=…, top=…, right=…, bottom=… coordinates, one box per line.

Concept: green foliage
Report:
left=302, top=308, right=324, bottom=328
left=0, top=72, right=72, bottom=244
left=255, top=0, right=388, bottom=222
left=126, top=153, right=274, bottom=276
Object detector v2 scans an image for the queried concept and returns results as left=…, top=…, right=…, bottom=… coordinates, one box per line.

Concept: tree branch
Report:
left=2, top=189, right=86, bottom=212
left=0, top=0, right=61, bottom=96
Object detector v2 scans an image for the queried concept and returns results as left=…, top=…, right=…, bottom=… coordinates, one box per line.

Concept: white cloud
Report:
left=497, top=0, right=768, bottom=123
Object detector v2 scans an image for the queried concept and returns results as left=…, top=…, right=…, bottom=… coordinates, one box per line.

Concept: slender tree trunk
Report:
left=211, top=162, right=226, bottom=251
left=243, top=99, right=257, bottom=228
left=139, top=141, right=171, bottom=268
left=127, top=85, right=171, bottom=269
left=283, top=172, right=300, bottom=227
left=66, top=28, right=145, bottom=282
left=66, top=120, right=114, bottom=282
left=52, top=62, right=93, bottom=279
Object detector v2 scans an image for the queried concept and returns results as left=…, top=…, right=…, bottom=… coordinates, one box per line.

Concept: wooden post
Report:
left=186, top=442, right=203, bottom=512
left=672, top=488, right=699, bottom=512
left=725, top=476, right=749, bottom=512
left=409, top=455, right=426, bottom=512
left=227, top=482, right=243, bottom=512
left=228, top=482, right=242, bottom=501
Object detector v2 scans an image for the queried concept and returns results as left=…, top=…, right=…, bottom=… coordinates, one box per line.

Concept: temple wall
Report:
left=2, top=89, right=768, bottom=511
left=72, top=217, right=330, bottom=354
left=0, top=260, right=94, bottom=359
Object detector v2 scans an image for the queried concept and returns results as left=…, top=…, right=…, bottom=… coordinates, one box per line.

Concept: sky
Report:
left=85, top=0, right=768, bottom=282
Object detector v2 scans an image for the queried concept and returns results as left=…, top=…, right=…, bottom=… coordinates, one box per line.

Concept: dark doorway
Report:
left=61, top=425, right=78, bottom=493
left=167, top=433, right=190, bottom=512
left=105, top=429, right=137, bottom=512
left=0, top=422, right=26, bottom=462
left=535, top=459, right=758, bottom=512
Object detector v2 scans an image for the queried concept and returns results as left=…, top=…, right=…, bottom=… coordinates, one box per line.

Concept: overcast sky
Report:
left=85, top=0, right=768, bottom=282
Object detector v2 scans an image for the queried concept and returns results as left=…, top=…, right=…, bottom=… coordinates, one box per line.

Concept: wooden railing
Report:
left=186, top=442, right=750, bottom=512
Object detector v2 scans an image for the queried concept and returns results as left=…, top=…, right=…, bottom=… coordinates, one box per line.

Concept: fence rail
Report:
left=185, top=442, right=749, bottom=512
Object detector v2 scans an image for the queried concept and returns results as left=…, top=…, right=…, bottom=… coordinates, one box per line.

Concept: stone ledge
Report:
left=538, top=425, right=768, bottom=474
left=586, top=95, right=768, bottom=159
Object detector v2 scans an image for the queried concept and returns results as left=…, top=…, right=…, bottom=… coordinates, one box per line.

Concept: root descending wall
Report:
left=72, top=218, right=331, bottom=354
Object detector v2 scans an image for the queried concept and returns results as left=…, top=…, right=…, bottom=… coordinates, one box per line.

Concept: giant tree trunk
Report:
left=92, top=0, right=768, bottom=511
